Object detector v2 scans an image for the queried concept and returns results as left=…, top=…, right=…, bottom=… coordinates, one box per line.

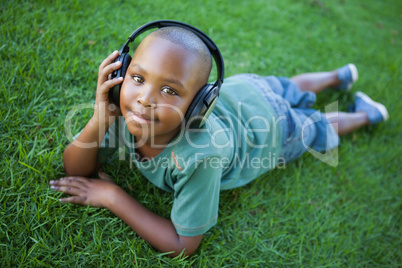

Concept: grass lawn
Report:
left=1, top=0, right=401, bottom=266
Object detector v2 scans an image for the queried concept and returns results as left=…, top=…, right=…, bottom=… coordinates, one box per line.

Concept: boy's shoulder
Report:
left=168, top=114, right=234, bottom=171
left=215, top=74, right=273, bottom=114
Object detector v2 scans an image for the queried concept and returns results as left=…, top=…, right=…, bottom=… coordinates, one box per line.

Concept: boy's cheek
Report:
left=158, top=109, right=185, bottom=126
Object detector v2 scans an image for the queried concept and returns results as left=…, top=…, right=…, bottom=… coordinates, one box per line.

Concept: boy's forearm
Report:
left=63, top=117, right=112, bottom=176
left=107, top=187, right=202, bottom=257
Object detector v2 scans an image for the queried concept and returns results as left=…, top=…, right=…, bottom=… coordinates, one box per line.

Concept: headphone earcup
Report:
left=120, top=53, right=132, bottom=79
left=185, top=84, right=218, bottom=128
left=109, top=53, right=132, bottom=106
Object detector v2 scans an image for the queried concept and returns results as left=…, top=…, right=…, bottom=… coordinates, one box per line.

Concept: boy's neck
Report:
left=135, top=143, right=165, bottom=161
left=134, top=134, right=173, bottom=160
left=133, top=127, right=182, bottom=160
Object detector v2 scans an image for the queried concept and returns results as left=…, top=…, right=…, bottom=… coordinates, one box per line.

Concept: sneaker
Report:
left=354, top=91, right=389, bottom=124
left=335, top=63, right=358, bottom=90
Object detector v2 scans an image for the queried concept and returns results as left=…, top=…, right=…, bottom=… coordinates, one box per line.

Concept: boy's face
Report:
left=120, top=36, right=206, bottom=146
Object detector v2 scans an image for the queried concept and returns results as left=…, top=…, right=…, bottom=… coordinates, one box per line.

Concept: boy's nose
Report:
left=137, top=89, right=156, bottom=108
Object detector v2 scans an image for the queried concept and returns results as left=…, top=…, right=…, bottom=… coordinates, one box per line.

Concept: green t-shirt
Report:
left=98, top=76, right=281, bottom=236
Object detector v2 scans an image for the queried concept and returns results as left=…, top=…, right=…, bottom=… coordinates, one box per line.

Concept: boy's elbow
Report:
left=63, top=161, right=86, bottom=177
left=62, top=144, right=101, bottom=176
left=63, top=161, right=98, bottom=177
left=62, top=154, right=99, bottom=177
left=166, top=234, right=202, bottom=258
left=63, top=164, right=85, bottom=177
left=167, top=248, right=197, bottom=258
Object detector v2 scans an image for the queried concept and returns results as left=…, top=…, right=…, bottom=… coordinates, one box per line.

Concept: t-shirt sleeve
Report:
left=170, top=157, right=222, bottom=237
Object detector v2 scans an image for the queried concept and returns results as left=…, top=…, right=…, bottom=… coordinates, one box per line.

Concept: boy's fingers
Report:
left=99, top=50, right=119, bottom=70
left=100, top=60, right=122, bottom=76
left=50, top=185, right=84, bottom=196
left=98, top=61, right=122, bottom=85
left=98, top=170, right=113, bottom=181
left=60, top=196, right=86, bottom=205
left=51, top=176, right=88, bottom=183
left=49, top=177, right=89, bottom=188
left=99, top=77, right=123, bottom=93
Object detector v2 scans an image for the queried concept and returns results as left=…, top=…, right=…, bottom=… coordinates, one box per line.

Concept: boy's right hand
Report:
left=92, top=50, right=124, bottom=126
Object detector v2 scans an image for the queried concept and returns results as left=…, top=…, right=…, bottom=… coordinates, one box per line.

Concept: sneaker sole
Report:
left=355, top=91, right=389, bottom=121
left=346, top=63, right=358, bottom=90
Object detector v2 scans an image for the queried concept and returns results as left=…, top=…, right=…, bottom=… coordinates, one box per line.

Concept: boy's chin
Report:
left=126, top=125, right=152, bottom=139
left=128, top=126, right=184, bottom=147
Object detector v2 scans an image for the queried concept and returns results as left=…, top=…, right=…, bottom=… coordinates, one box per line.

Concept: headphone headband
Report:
left=120, top=20, right=224, bottom=88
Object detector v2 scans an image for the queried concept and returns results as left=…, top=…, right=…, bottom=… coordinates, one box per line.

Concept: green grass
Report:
left=1, top=0, right=401, bottom=266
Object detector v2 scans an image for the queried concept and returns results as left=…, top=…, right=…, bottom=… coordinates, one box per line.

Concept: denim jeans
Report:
left=230, top=74, right=340, bottom=163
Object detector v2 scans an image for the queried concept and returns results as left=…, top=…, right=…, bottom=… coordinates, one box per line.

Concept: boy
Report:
left=49, top=23, right=389, bottom=257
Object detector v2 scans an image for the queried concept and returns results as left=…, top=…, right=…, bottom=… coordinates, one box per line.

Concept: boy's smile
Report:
left=120, top=36, right=207, bottom=147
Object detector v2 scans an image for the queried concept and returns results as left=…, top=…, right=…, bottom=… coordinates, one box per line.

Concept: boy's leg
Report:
left=325, top=112, right=369, bottom=136
left=290, top=71, right=339, bottom=94
left=325, top=91, right=389, bottom=136
left=290, top=64, right=358, bottom=94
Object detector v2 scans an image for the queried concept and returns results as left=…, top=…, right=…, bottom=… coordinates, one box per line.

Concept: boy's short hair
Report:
left=148, top=27, right=213, bottom=84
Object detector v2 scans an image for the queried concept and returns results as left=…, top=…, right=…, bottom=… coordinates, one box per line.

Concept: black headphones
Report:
left=109, top=20, right=225, bottom=128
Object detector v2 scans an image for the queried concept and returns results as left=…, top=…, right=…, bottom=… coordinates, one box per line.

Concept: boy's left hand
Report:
left=49, top=170, right=119, bottom=208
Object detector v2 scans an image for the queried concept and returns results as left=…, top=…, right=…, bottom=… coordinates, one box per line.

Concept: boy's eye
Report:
left=162, top=87, right=177, bottom=95
left=133, top=76, right=144, bottom=83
